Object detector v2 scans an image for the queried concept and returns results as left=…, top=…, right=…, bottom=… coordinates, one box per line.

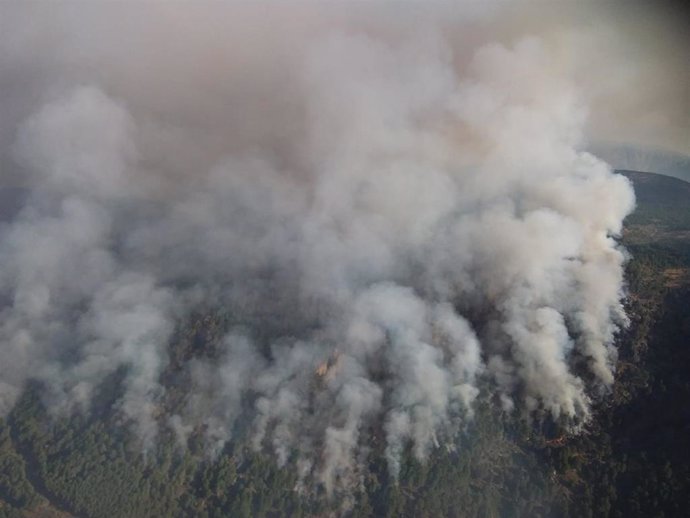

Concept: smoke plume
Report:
left=0, top=0, right=662, bottom=493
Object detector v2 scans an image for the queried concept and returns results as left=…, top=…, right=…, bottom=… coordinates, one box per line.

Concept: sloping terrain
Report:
left=1, top=170, right=689, bottom=518
left=553, top=170, right=690, bottom=518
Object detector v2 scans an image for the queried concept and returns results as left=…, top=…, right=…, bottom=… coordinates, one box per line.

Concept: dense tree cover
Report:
left=1, top=171, right=690, bottom=518
left=0, top=419, right=40, bottom=517
left=2, top=385, right=564, bottom=518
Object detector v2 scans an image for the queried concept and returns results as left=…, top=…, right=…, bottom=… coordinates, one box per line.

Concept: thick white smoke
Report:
left=0, top=2, right=639, bottom=493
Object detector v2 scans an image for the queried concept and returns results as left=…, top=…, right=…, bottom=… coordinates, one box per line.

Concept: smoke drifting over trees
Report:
left=4, top=0, right=680, bottom=494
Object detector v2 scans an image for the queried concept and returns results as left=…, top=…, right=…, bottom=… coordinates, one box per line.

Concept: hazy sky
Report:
left=0, top=1, right=688, bottom=186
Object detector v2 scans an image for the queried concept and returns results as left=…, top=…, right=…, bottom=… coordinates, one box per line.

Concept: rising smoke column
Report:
left=0, top=3, right=636, bottom=493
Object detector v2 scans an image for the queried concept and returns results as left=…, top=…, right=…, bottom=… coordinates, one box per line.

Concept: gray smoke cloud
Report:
left=0, top=1, right=649, bottom=493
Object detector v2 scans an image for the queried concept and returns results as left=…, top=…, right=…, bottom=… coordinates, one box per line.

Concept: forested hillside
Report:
left=1, top=170, right=689, bottom=518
